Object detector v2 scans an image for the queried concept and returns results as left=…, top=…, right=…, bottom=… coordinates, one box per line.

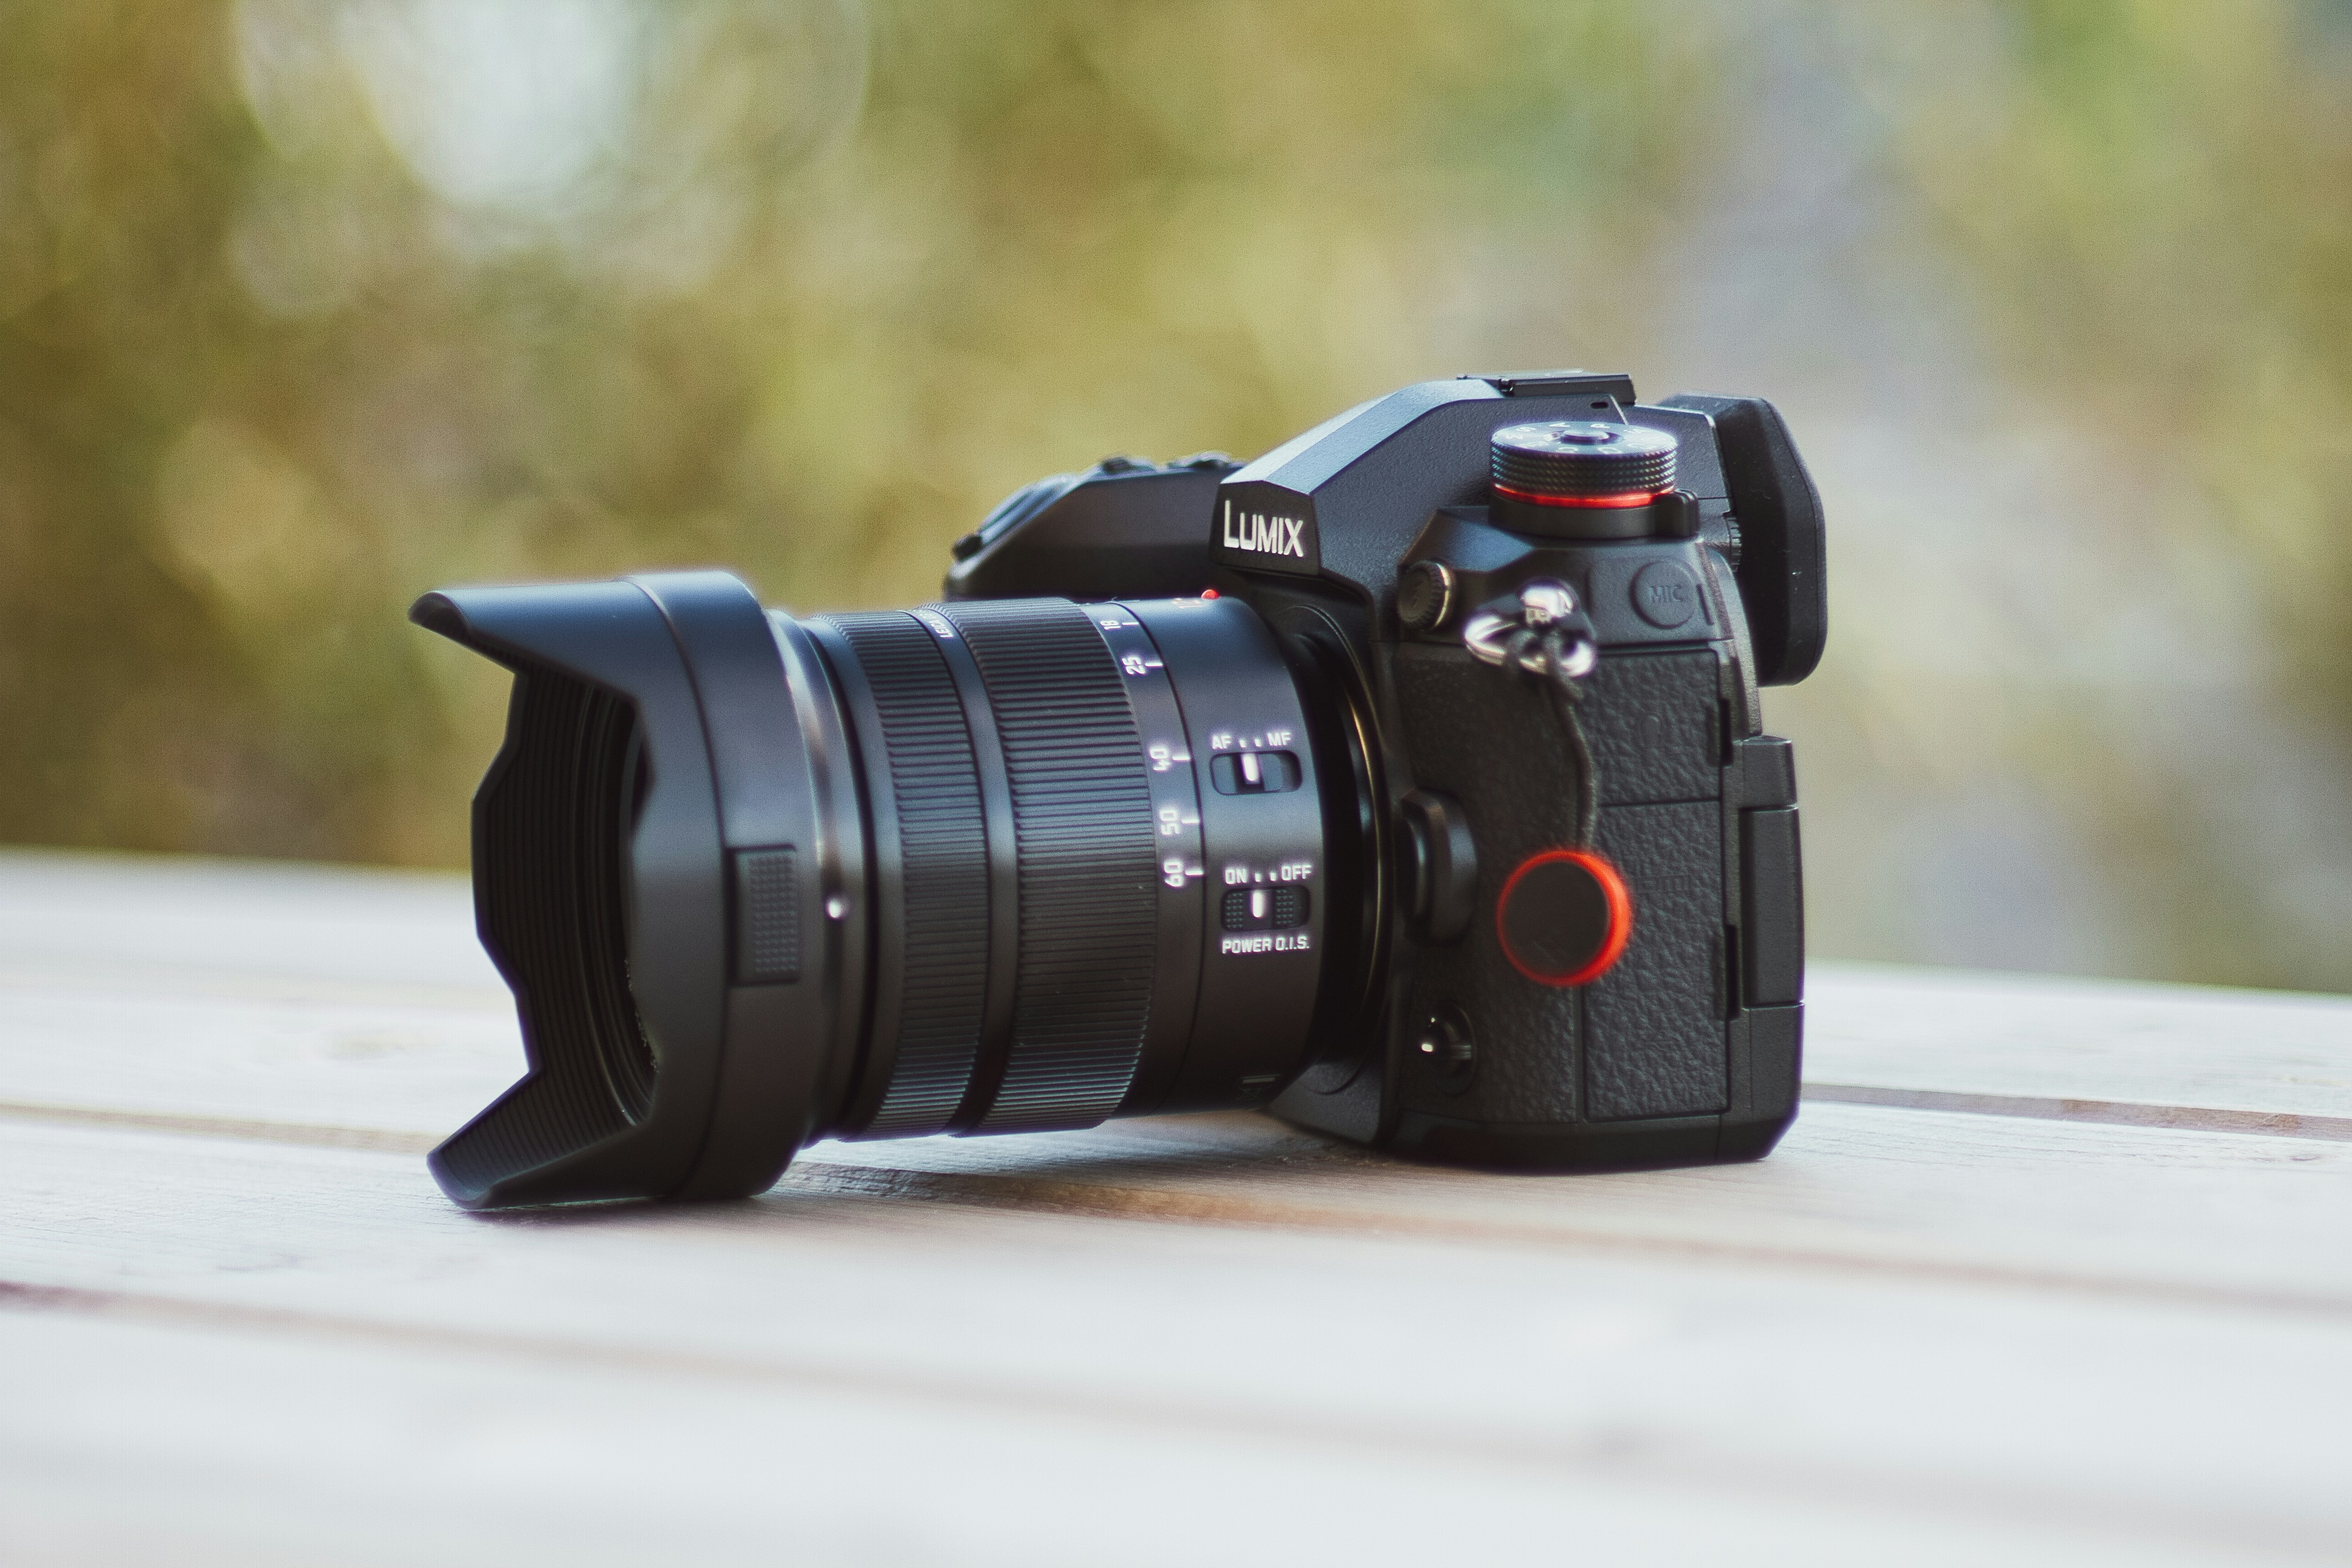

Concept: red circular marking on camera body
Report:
left=1490, top=482, right=1664, bottom=510
left=1495, top=848, right=1633, bottom=987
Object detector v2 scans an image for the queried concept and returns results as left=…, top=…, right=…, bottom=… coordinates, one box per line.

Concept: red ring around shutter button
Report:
left=1496, top=848, right=1632, bottom=987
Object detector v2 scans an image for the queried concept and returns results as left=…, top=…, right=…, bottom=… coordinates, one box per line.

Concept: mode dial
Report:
left=1491, top=421, right=1676, bottom=504
left=1490, top=421, right=1680, bottom=541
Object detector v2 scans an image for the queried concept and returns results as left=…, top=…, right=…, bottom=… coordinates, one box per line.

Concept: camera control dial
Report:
left=1490, top=421, right=1681, bottom=542
left=1496, top=848, right=1632, bottom=988
left=1396, top=559, right=1455, bottom=632
left=1491, top=421, right=1676, bottom=505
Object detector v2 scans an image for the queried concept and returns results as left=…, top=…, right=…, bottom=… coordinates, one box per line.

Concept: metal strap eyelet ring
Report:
left=1461, top=611, right=1517, bottom=667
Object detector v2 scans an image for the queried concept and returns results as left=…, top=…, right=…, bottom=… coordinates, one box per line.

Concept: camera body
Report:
left=946, top=371, right=1824, bottom=1169
left=408, top=368, right=1825, bottom=1210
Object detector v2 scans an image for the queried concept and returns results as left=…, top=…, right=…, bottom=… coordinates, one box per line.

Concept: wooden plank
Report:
left=8, top=851, right=2352, bottom=1138
left=0, top=1305, right=2284, bottom=1568
left=7, top=858, right=2351, bottom=1563
left=6, top=1088, right=2351, bottom=1327
left=0, top=849, right=498, bottom=999
left=0, top=850, right=2347, bottom=1324
left=9, top=960, right=2347, bottom=1149
left=1806, top=964, right=2352, bottom=1128
left=0, top=851, right=510, bottom=1137
left=14, top=860, right=2352, bottom=1142
left=3, top=1121, right=2349, bottom=1564
left=0, top=974, right=515, bottom=1137
left=4, top=850, right=2348, bottom=1323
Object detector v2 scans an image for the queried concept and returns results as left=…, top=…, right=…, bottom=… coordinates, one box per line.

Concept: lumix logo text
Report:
left=1221, top=501, right=1308, bottom=559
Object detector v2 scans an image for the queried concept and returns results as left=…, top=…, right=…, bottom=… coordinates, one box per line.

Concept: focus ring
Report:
left=824, top=613, right=991, bottom=1135
left=939, top=599, right=1158, bottom=1132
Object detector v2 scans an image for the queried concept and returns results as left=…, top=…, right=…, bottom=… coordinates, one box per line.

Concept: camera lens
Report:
left=411, top=573, right=1361, bottom=1208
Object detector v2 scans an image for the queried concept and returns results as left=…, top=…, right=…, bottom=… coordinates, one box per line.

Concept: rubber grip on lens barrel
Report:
left=939, top=599, right=1160, bottom=1133
left=824, top=613, right=993, bottom=1136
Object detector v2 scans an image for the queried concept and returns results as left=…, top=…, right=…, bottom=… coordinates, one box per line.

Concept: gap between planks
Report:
left=1801, top=1083, right=2352, bottom=1141
left=11, top=1074, right=2352, bottom=1154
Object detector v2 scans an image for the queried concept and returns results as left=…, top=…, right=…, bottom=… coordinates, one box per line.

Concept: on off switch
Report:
left=1222, top=886, right=1308, bottom=931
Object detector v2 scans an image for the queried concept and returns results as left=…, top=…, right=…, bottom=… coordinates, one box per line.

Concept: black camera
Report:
left=412, top=370, right=1824, bottom=1209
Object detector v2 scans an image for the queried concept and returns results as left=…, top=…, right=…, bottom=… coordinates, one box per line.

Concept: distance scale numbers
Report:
left=1095, top=608, right=1311, bottom=958
left=1093, top=610, right=1205, bottom=894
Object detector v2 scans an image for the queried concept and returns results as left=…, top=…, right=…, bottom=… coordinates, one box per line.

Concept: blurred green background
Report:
left=5, top=0, right=2350, bottom=989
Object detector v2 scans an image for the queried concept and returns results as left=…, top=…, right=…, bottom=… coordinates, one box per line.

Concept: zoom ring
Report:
left=939, top=599, right=1159, bottom=1133
left=826, top=613, right=992, bottom=1135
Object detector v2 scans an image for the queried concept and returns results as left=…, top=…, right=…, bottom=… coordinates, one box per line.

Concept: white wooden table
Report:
left=2, top=849, right=2348, bottom=1567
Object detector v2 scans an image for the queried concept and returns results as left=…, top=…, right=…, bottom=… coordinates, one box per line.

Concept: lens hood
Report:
left=411, top=572, right=841, bottom=1209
